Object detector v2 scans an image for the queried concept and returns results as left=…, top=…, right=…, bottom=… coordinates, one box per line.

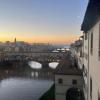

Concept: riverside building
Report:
left=55, top=54, right=83, bottom=100
left=70, top=0, right=100, bottom=100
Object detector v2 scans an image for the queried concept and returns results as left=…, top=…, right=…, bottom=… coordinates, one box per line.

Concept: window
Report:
left=85, top=33, right=87, bottom=40
left=82, top=65, right=85, bottom=72
left=99, top=24, right=100, bottom=58
left=98, top=96, right=100, bottom=100
left=72, top=79, right=77, bottom=85
left=98, top=92, right=100, bottom=100
left=58, top=78, right=63, bottom=84
left=90, top=32, right=93, bottom=54
left=90, top=78, right=92, bottom=99
left=80, top=50, right=82, bottom=57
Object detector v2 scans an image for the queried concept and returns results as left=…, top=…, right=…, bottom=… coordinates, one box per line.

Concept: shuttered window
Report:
left=90, top=32, right=93, bottom=54
left=98, top=92, right=100, bottom=100
left=99, top=24, right=100, bottom=58
left=90, top=78, right=92, bottom=99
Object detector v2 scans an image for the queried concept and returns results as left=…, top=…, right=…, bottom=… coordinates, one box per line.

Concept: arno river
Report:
left=0, top=61, right=58, bottom=100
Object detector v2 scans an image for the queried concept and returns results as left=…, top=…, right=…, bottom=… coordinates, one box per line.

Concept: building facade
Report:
left=55, top=56, right=83, bottom=100
left=70, top=0, right=100, bottom=100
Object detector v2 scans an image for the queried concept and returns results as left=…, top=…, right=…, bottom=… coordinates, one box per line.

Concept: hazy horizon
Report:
left=0, top=0, right=88, bottom=44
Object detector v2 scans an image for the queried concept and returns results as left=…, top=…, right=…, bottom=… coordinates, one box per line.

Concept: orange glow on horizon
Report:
left=0, top=33, right=81, bottom=44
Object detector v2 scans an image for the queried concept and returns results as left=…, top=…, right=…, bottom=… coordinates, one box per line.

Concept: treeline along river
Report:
left=0, top=61, right=56, bottom=100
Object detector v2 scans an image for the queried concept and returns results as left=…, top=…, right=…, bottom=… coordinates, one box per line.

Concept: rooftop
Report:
left=55, top=56, right=82, bottom=76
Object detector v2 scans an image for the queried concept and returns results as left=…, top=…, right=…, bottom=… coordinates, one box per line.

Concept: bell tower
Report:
left=14, top=37, right=16, bottom=43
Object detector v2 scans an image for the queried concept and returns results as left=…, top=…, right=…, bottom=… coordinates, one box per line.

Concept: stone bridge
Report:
left=0, top=51, right=69, bottom=63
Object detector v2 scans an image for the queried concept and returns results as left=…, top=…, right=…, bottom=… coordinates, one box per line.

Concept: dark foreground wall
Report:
left=39, top=84, right=55, bottom=100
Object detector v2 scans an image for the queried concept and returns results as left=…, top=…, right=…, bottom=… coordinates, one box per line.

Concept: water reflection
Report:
left=30, top=70, right=54, bottom=79
left=0, top=62, right=54, bottom=100
left=0, top=78, right=53, bottom=100
left=31, top=72, right=39, bottom=78
left=31, top=72, right=34, bottom=77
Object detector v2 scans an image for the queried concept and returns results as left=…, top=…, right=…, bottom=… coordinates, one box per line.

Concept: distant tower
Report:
left=14, top=38, right=16, bottom=44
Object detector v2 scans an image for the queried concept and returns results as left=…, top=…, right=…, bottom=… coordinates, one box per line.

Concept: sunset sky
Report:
left=0, top=0, right=88, bottom=44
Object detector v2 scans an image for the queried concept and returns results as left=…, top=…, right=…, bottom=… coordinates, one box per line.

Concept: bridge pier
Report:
left=42, top=62, right=49, bottom=69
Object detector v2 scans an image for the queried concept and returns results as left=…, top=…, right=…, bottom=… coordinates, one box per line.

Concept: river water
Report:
left=0, top=61, right=57, bottom=100
left=0, top=78, right=53, bottom=100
